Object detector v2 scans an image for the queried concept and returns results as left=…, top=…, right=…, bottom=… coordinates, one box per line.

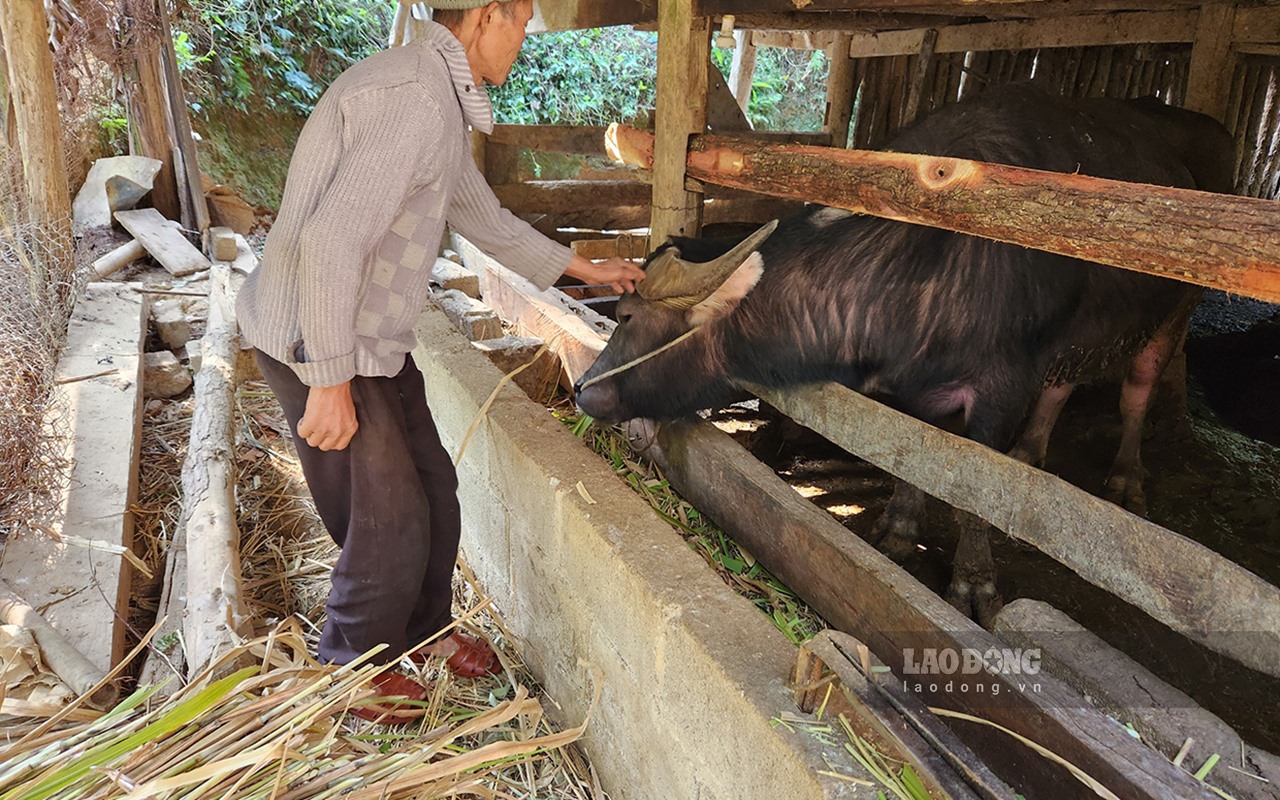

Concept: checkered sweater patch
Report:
left=237, top=23, right=571, bottom=387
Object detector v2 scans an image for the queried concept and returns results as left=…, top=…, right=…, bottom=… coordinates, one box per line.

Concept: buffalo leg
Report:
left=946, top=509, right=1003, bottom=626
left=1105, top=327, right=1179, bottom=515
left=1007, top=382, right=1075, bottom=467
left=870, top=480, right=927, bottom=560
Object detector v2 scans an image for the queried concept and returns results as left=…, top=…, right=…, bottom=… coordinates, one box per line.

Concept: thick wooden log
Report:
left=642, top=417, right=1218, bottom=800
left=606, top=124, right=1280, bottom=303
left=0, top=0, right=70, bottom=237
left=651, top=0, right=707, bottom=244
left=747, top=380, right=1280, bottom=680
left=181, top=255, right=253, bottom=677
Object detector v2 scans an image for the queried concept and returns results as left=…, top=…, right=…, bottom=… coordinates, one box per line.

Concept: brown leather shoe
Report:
left=348, top=672, right=428, bottom=725
left=410, top=631, right=502, bottom=678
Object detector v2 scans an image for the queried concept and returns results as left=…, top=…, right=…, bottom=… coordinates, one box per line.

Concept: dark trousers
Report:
left=255, top=350, right=461, bottom=665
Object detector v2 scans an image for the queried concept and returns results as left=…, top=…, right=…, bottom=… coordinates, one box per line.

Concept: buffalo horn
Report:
left=638, top=219, right=779, bottom=307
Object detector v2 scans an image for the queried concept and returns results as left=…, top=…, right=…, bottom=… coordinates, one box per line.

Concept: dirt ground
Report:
left=721, top=289, right=1280, bottom=753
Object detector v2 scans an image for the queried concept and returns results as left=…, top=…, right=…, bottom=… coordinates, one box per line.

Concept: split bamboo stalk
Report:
left=0, top=578, right=118, bottom=708
left=605, top=125, right=1280, bottom=303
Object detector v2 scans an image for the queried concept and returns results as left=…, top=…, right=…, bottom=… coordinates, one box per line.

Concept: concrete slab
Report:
left=0, top=283, right=146, bottom=673
left=413, top=306, right=861, bottom=800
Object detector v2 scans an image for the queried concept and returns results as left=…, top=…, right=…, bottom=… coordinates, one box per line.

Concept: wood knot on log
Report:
left=917, top=157, right=969, bottom=190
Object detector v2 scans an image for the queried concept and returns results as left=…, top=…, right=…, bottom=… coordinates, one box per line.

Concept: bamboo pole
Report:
left=0, top=0, right=71, bottom=239
left=606, top=124, right=1280, bottom=303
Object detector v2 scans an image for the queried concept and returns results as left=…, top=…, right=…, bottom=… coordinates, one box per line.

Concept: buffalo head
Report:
left=574, top=220, right=778, bottom=423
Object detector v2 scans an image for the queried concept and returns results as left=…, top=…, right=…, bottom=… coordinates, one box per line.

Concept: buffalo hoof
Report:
left=870, top=513, right=919, bottom=561
left=1104, top=471, right=1147, bottom=516
left=945, top=579, right=1003, bottom=628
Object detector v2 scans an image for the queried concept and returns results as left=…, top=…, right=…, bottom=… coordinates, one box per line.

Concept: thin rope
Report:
left=577, top=327, right=702, bottom=391
left=454, top=344, right=549, bottom=466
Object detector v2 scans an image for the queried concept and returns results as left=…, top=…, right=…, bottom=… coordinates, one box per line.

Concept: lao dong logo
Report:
left=902, top=647, right=1041, bottom=676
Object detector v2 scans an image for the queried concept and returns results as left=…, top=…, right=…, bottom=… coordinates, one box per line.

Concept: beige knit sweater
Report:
left=237, top=22, right=572, bottom=387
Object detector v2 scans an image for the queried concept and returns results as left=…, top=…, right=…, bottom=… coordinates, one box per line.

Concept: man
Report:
left=237, top=0, right=644, bottom=721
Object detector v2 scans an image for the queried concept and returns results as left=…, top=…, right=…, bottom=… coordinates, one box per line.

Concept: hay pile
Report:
left=42, top=379, right=601, bottom=800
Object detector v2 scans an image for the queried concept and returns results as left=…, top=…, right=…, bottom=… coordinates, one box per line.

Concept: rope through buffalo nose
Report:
left=576, top=327, right=702, bottom=392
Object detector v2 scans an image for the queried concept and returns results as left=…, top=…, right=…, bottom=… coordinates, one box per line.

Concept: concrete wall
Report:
left=413, top=306, right=858, bottom=800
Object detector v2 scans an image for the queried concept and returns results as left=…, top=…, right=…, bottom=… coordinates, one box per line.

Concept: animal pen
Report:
left=0, top=0, right=1279, bottom=799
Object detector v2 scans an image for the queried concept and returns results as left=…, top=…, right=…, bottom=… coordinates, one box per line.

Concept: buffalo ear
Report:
left=688, top=252, right=764, bottom=327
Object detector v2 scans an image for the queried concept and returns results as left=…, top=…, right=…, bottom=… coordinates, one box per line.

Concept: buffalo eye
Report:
left=617, top=311, right=632, bottom=324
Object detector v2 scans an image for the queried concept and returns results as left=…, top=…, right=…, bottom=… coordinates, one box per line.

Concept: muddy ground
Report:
left=713, top=290, right=1280, bottom=752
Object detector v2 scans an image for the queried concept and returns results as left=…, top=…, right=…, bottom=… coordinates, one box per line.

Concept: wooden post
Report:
left=650, top=0, right=707, bottom=245
left=122, top=0, right=180, bottom=222
left=824, top=33, right=856, bottom=148
left=0, top=0, right=71, bottom=237
left=1185, top=5, right=1236, bottom=123
left=901, top=29, right=938, bottom=126
left=156, top=0, right=210, bottom=235
left=728, top=28, right=756, bottom=117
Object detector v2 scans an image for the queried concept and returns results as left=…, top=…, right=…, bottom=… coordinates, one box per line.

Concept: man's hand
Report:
left=298, top=381, right=358, bottom=451
left=564, top=254, right=646, bottom=294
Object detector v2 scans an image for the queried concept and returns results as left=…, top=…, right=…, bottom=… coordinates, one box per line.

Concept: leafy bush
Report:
left=172, top=0, right=390, bottom=115
left=492, top=28, right=829, bottom=132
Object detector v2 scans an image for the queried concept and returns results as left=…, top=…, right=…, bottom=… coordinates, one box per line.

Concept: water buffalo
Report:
left=574, top=82, right=1236, bottom=623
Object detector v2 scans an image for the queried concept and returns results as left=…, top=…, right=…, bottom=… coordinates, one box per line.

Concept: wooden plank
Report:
left=1185, top=5, right=1236, bottom=122
left=728, top=28, right=756, bottom=116
left=451, top=233, right=610, bottom=385
left=707, top=53, right=752, bottom=132
left=746, top=379, right=1280, bottom=680
left=0, top=0, right=71, bottom=238
left=156, top=0, right=209, bottom=234
left=846, top=11, right=1199, bottom=59
left=122, top=0, right=180, bottom=223
left=824, top=33, right=856, bottom=149
left=488, top=124, right=612, bottom=155
left=0, top=284, right=146, bottom=675
left=651, top=0, right=707, bottom=244
left=750, top=30, right=837, bottom=50
left=796, top=631, right=1014, bottom=800
left=529, top=0, right=655, bottom=32
left=643, top=416, right=1218, bottom=800
left=607, top=125, right=1280, bottom=303
left=703, top=0, right=1227, bottom=19
left=115, top=208, right=210, bottom=277
left=1231, top=6, right=1280, bottom=45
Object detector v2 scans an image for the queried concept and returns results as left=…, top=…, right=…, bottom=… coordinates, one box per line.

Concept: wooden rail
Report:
left=607, top=125, right=1280, bottom=303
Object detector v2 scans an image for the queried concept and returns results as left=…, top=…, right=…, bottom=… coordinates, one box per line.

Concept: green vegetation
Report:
left=492, top=28, right=830, bottom=132
left=557, top=410, right=823, bottom=645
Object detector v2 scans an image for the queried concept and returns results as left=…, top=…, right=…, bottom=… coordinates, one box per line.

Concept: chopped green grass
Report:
left=555, top=409, right=823, bottom=645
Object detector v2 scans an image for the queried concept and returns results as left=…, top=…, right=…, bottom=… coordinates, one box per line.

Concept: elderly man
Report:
left=238, top=0, right=644, bottom=721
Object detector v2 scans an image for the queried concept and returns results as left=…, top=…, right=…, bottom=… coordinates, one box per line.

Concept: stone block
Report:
left=143, top=350, right=192, bottom=398
left=151, top=298, right=192, bottom=350
left=434, top=289, right=502, bottom=341
left=431, top=257, right=480, bottom=298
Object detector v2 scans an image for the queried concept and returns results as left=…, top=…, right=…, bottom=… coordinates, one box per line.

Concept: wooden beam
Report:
left=488, top=124, right=612, bottom=155
left=1185, top=5, right=1236, bottom=123
left=643, top=417, right=1219, bottom=800
left=845, top=10, right=1199, bottom=59
left=824, top=33, right=857, bottom=149
left=156, top=0, right=210, bottom=234
left=122, top=0, right=180, bottom=222
left=521, top=194, right=805, bottom=236
left=452, top=233, right=610, bottom=385
left=608, top=125, right=1280, bottom=303
left=1231, top=6, right=1280, bottom=45
left=651, top=0, right=708, bottom=243
left=751, top=30, right=838, bottom=50
left=703, top=0, right=1230, bottom=20
left=728, top=28, right=756, bottom=116
left=530, top=0, right=655, bottom=32
left=747, top=380, right=1280, bottom=680
left=0, top=0, right=71, bottom=237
